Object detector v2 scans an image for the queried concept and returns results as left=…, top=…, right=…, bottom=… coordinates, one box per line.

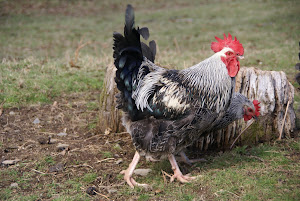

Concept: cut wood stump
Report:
left=195, top=67, right=296, bottom=151
left=99, top=65, right=296, bottom=150
left=98, top=63, right=124, bottom=133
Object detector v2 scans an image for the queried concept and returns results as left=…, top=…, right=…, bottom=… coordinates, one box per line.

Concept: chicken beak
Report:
left=237, top=55, right=244, bottom=60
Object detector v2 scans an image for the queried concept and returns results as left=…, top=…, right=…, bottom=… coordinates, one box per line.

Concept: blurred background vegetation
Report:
left=0, top=0, right=299, bottom=108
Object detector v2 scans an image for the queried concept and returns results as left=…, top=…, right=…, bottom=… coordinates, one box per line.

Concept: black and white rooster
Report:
left=113, top=5, right=260, bottom=188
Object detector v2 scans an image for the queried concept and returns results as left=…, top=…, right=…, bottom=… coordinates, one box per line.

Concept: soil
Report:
left=0, top=92, right=141, bottom=200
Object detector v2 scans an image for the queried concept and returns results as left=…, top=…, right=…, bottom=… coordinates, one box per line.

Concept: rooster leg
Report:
left=168, top=154, right=196, bottom=183
left=120, top=151, right=149, bottom=188
left=179, top=151, right=207, bottom=166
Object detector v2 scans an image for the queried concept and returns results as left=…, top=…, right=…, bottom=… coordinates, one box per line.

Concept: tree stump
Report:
left=99, top=65, right=296, bottom=149
left=98, top=63, right=124, bottom=133
left=195, top=67, right=296, bottom=151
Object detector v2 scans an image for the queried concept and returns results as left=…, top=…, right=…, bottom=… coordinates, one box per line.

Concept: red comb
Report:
left=211, top=33, right=244, bottom=55
left=253, top=100, right=260, bottom=117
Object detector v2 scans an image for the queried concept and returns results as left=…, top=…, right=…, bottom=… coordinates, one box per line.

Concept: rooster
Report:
left=113, top=5, right=259, bottom=188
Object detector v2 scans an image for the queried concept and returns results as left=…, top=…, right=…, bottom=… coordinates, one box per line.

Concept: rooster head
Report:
left=243, top=100, right=261, bottom=121
left=211, top=33, right=244, bottom=77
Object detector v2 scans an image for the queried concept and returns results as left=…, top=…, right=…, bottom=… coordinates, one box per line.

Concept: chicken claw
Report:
left=170, top=171, right=196, bottom=183
left=168, top=154, right=196, bottom=183
left=120, top=151, right=149, bottom=188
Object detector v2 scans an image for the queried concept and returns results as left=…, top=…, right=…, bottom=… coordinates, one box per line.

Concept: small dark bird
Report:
left=113, top=5, right=260, bottom=188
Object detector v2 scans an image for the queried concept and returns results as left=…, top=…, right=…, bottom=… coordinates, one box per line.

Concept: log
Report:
left=195, top=67, right=296, bottom=151
left=98, top=64, right=124, bottom=133
left=99, top=65, right=296, bottom=149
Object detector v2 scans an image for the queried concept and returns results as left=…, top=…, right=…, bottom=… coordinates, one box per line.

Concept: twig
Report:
left=278, top=100, right=290, bottom=141
left=264, top=150, right=280, bottom=153
left=84, top=134, right=102, bottom=141
left=70, top=41, right=91, bottom=68
left=230, top=118, right=255, bottom=149
left=96, top=158, right=115, bottom=163
left=94, top=191, right=110, bottom=200
left=32, top=169, right=47, bottom=174
left=69, top=148, right=81, bottom=152
left=173, top=37, right=181, bottom=53
left=38, top=131, right=57, bottom=135
left=248, top=155, right=264, bottom=162
left=112, top=132, right=129, bottom=135
left=67, top=164, right=93, bottom=169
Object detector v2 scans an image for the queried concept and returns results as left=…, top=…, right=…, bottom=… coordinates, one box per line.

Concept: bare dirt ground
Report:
left=0, top=92, right=142, bottom=200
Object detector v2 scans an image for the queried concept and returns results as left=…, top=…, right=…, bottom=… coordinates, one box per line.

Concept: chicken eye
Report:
left=237, top=53, right=240, bottom=56
left=248, top=108, right=253, bottom=113
left=226, top=52, right=233, bottom=56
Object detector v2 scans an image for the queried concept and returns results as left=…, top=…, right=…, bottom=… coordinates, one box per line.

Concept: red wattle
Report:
left=221, top=56, right=240, bottom=77
left=243, top=114, right=252, bottom=121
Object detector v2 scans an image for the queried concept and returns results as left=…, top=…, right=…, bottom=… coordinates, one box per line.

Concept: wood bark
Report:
left=99, top=65, right=296, bottom=149
left=195, top=67, right=296, bottom=150
left=98, top=64, right=124, bottom=133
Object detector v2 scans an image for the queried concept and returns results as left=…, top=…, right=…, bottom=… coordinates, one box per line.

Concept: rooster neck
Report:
left=180, top=55, right=233, bottom=112
left=181, top=55, right=231, bottom=89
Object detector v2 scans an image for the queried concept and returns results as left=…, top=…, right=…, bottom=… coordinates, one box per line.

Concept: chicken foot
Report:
left=120, top=151, right=149, bottom=188
left=168, top=154, right=196, bottom=183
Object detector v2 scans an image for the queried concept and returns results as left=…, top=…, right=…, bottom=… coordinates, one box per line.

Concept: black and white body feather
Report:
left=113, top=5, right=236, bottom=160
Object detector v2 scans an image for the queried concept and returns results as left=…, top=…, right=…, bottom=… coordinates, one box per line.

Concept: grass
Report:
left=0, top=0, right=300, bottom=200
left=0, top=57, right=104, bottom=108
left=35, top=155, right=55, bottom=171
left=0, top=140, right=299, bottom=200
left=82, top=173, right=98, bottom=183
left=0, top=0, right=299, bottom=108
left=117, top=140, right=300, bottom=200
left=101, top=151, right=113, bottom=158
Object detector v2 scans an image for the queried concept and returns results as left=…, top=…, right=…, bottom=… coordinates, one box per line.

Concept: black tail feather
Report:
left=125, top=5, right=135, bottom=35
left=149, top=40, right=156, bottom=59
left=138, top=27, right=149, bottom=40
left=113, top=4, right=157, bottom=121
left=141, top=40, right=156, bottom=62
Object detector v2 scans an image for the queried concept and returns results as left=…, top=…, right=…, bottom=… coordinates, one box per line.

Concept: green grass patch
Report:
left=138, top=194, right=150, bottom=201
left=101, top=151, right=113, bottom=158
left=0, top=0, right=299, bottom=108
left=34, top=155, right=55, bottom=171
left=0, top=188, right=12, bottom=200
left=82, top=172, right=98, bottom=183
left=86, top=101, right=99, bottom=111
left=116, top=140, right=300, bottom=200
left=0, top=58, right=104, bottom=108
left=196, top=141, right=300, bottom=200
